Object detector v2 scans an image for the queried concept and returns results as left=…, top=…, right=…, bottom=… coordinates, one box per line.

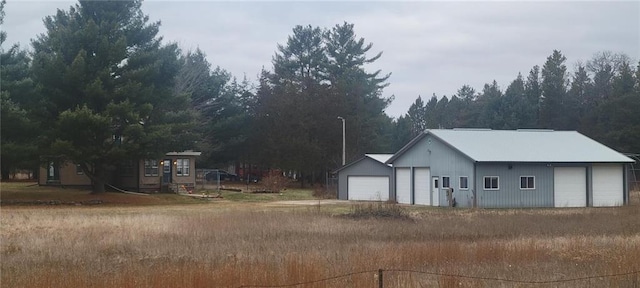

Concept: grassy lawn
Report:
left=0, top=182, right=207, bottom=205
left=0, top=181, right=317, bottom=205
left=216, top=189, right=316, bottom=202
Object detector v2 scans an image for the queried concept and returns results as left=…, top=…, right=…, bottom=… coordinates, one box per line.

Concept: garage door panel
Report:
left=414, top=168, right=430, bottom=205
left=396, top=168, right=411, bottom=204
left=554, top=167, right=587, bottom=207
left=593, top=165, right=623, bottom=207
left=348, top=176, right=389, bottom=201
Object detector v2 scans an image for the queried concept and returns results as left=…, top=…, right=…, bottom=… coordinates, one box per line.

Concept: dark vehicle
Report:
left=205, top=170, right=238, bottom=182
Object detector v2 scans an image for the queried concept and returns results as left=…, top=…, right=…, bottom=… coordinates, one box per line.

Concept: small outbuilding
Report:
left=336, top=154, right=393, bottom=201
left=387, top=129, right=634, bottom=208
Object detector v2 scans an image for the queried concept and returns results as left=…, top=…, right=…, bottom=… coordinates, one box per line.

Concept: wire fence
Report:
left=237, top=268, right=640, bottom=288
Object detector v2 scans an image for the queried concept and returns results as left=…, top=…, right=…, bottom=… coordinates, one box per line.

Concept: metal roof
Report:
left=165, top=151, right=202, bottom=156
left=334, top=153, right=393, bottom=173
left=390, top=129, right=634, bottom=163
left=365, top=154, right=394, bottom=165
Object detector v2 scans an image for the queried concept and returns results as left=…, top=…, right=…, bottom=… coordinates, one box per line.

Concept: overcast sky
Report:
left=2, top=1, right=639, bottom=118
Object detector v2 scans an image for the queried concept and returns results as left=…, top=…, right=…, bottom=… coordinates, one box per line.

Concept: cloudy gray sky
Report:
left=3, top=1, right=639, bottom=118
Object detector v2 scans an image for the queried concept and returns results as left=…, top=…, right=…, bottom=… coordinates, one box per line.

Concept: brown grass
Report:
left=1, top=190, right=639, bottom=287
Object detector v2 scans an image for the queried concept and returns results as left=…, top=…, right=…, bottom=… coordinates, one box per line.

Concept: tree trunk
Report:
left=83, top=163, right=107, bottom=194
left=92, top=178, right=106, bottom=194
left=1, top=169, right=10, bottom=180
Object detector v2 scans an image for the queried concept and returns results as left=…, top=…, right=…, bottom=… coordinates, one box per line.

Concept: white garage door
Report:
left=395, top=168, right=411, bottom=204
left=592, top=164, right=624, bottom=207
left=348, top=176, right=389, bottom=201
left=414, top=168, right=431, bottom=205
left=554, top=167, right=587, bottom=207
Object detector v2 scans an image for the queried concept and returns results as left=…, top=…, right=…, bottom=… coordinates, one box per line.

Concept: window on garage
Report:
left=520, top=176, right=535, bottom=190
left=442, top=176, right=450, bottom=188
left=459, top=176, right=468, bottom=190
left=484, top=176, right=499, bottom=190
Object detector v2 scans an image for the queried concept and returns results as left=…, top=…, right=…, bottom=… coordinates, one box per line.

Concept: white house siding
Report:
left=414, top=168, right=431, bottom=205
left=347, top=176, right=390, bottom=201
left=395, top=168, right=411, bottom=204
left=592, top=164, right=624, bottom=207
left=554, top=167, right=587, bottom=207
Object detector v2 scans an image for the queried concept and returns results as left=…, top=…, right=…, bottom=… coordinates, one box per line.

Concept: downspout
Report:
left=391, top=167, right=396, bottom=202
left=473, top=162, right=477, bottom=208
left=410, top=166, right=415, bottom=205
left=624, top=164, right=629, bottom=205
left=587, top=165, right=593, bottom=207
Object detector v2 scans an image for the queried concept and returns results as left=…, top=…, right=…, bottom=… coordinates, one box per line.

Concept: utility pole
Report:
left=337, top=116, right=345, bottom=166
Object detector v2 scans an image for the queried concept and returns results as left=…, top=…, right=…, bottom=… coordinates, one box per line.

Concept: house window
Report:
left=176, top=158, right=190, bottom=176
left=120, top=160, right=134, bottom=177
left=76, top=164, right=84, bottom=175
left=459, top=176, right=469, bottom=190
left=144, top=160, right=159, bottom=177
left=442, top=176, right=450, bottom=188
left=520, top=176, right=535, bottom=190
left=484, top=176, right=499, bottom=190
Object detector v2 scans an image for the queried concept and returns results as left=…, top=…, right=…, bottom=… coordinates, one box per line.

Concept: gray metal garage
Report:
left=387, top=129, right=634, bottom=208
left=336, top=154, right=393, bottom=201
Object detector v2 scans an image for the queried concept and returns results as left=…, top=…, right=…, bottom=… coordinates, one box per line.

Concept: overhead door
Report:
left=592, top=164, right=624, bottom=207
left=414, top=168, right=431, bottom=205
left=348, top=176, right=389, bottom=201
left=395, top=168, right=411, bottom=204
left=554, top=167, right=587, bottom=207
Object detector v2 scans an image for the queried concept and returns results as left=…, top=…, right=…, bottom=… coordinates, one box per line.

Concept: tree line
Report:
left=394, top=50, right=640, bottom=155
left=1, top=0, right=638, bottom=191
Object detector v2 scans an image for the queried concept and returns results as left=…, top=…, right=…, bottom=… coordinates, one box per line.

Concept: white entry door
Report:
left=432, top=176, right=440, bottom=206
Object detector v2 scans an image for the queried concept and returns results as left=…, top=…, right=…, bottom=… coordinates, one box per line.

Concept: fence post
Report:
left=378, top=269, right=383, bottom=288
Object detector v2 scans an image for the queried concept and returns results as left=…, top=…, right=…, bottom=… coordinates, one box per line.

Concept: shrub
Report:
left=312, top=186, right=337, bottom=199
left=261, top=170, right=291, bottom=193
left=347, top=201, right=410, bottom=219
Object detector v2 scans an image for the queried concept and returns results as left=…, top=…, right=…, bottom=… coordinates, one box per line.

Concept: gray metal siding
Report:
left=337, top=158, right=392, bottom=200
left=475, top=163, right=554, bottom=208
left=392, top=135, right=475, bottom=207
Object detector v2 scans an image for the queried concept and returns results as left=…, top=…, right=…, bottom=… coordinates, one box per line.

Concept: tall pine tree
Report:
left=31, top=0, right=194, bottom=193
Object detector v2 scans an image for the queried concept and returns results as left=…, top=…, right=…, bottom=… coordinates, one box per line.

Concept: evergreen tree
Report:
left=502, top=73, right=532, bottom=129
left=540, top=50, right=568, bottom=129
left=406, top=96, right=426, bottom=136
left=31, top=0, right=194, bottom=193
left=391, top=116, right=413, bottom=152
left=258, top=23, right=391, bottom=183
left=568, top=64, right=593, bottom=130
left=524, top=65, right=542, bottom=126
left=476, top=80, right=504, bottom=128
left=0, top=0, right=39, bottom=179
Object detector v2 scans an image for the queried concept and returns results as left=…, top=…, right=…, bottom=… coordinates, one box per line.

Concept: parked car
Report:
left=205, top=170, right=238, bottom=182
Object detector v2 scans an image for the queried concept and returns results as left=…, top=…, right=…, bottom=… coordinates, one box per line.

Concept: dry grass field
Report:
left=1, top=183, right=639, bottom=288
